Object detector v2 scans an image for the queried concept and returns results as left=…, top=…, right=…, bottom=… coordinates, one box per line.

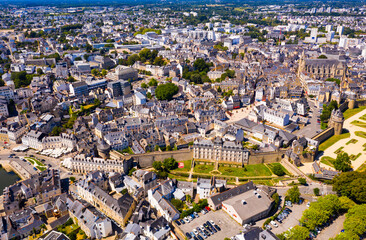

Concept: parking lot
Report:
left=178, top=210, right=242, bottom=239
left=268, top=202, right=309, bottom=235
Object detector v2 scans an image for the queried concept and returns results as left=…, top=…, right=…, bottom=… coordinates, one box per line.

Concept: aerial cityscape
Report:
left=0, top=1, right=365, bottom=239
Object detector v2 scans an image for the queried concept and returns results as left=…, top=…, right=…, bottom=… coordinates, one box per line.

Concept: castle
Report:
left=328, top=109, right=344, bottom=135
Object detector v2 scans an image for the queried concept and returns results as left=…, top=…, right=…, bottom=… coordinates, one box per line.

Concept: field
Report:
left=175, top=160, right=192, bottom=172
left=194, top=164, right=214, bottom=174
left=343, top=106, right=366, bottom=120
left=318, top=131, right=351, bottom=152
left=320, top=156, right=335, bottom=168
left=355, top=131, right=366, bottom=139
left=218, top=164, right=272, bottom=177
left=351, top=120, right=366, bottom=128
left=24, top=157, right=47, bottom=171
left=267, top=163, right=291, bottom=176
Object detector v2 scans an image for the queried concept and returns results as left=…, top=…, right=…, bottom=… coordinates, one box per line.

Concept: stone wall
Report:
left=134, top=149, right=193, bottom=168
left=312, top=127, right=334, bottom=144
left=248, top=150, right=287, bottom=164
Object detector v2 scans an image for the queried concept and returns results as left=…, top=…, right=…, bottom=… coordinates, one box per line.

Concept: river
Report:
left=0, top=167, right=20, bottom=194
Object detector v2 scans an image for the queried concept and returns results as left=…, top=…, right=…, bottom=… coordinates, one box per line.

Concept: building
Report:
left=193, top=137, right=249, bottom=164
left=62, top=154, right=132, bottom=175
left=0, top=86, right=14, bottom=101
left=76, top=174, right=136, bottom=227
left=263, top=108, right=290, bottom=127
left=69, top=81, right=88, bottom=97
left=21, top=131, right=76, bottom=151
left=107, top=80, right=131, bottom=97
left=68, top=199, right=113, bottom=239
left=197, top=177, right=226, bottom=199
left=115, top=66, right=138, bottom=81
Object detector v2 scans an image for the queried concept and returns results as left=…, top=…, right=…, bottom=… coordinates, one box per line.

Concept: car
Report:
left=193, top=229, right=199, bottom=235
left=185, top=233, right=192, bottom=239
left=188, top=216, right=193, bottom=221
left=265, top=225, right=272, bottom=230
left=197, top=235, right=204, bottom=240
left=307, top=202, right=311, bottom=207
left=285, top=208, right=292, bottom=213
left=204, top=230, right=210, bottom=236
left=175, top=220, right=181, bottom=226
left=214, top=224, right=221, bottom=231
left=180, top=219, right=185, bottom=225
left=190, top=214, right=195, bottom=219
left=210, top=220, right=215, bottom=225
left=200, top=226, right=205, bottom=232
left=205, top=206, right=211, bottom=211
left=184, top=217, right=190, bottom=223
left=206, top=221, right=212, bottom=227
left=270, top=221, right=278, bottom=228
left=201, top=209, right=207, bottom=215
left=193, top=212, right=199, bottom=218
left=201, top=232, right=207, bottom=239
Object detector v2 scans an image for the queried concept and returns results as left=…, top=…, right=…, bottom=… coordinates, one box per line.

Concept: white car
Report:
left=307, top=202, right=311, bottom=207
left=184, top=217, right=190, bottom=223
left=270, top=221, right=278, bottom=228
left=193, top=229, right=199, bottom=235
left=210, top=220, right=215, bottom=225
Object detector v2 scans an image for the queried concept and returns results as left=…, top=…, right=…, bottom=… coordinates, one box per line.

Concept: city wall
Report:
left=134, top=149, right=193, bottom=168
left=312, top=127, right=334, bottom=144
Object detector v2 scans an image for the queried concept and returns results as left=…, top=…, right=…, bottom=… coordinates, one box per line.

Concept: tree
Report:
left=11, top=71, right=31, bottom=88
left=36, top=68, right=43, bottom=75
left=272, top=165, right=285, bottom=176
left=334, top=152, right=352, bottom=172
left=313, top=188, right=320, bottom=196
left=141, top=82, right=148, bottom=88
left=333, top=172, right=366, bottom=203
left=298, top=177, right=307, bottom=185
left=148, top=78, right=158, bottom=86
left=286, top=186, right=301, bottom=203
left=286, top=226, right=310, bottom=240
left=69, top=177, right=75, bottom=182
left=153, top=161, right=163, bottom=171
left=101, top=69, right=107, bottom=76
left=339, top=196, right=356, bottom=211
left=343, top=204, right=366, bottom=236
left=50, top=126, right=62, bottom=136
left=91, top=69, right=100, bottom=77
left=332, top=231, right=359, bottom=240
left=121, top=188, right=128, bottom=195
left=155, top=83, right=179, bottom=101
left=146, top=92, right=152, bottom=99
left=186, top=194, right=192, bottom=203
left=163, top=158, right=178, bottom=170
left=0, top=79, right=4, bottom=87
left=318, top=54, right=328, bottom=59
left=166, top=145, right=173, bottom=151
left=171, top=199, right=184, bottom=211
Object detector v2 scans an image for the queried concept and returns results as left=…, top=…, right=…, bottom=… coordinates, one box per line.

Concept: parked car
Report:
left=265, top=225, right=272, bottom=230
left=184, top=217, right=190, bottom=223
left=205, top=206, right=211, bottom=211
left=175, top=220, right=181, bottom=226
left=270, top=221, right=278, bottom=228
left=193, top=212, right=199, bottom=218
left=185, top=232, right=192, bottom=239
left=180, top=219, right=185, bottom=225
left=201, top=209, right=207, bottom=215
left=214, top=224, right=221, bottom=231
left=193, top=229, right=199, bottom=235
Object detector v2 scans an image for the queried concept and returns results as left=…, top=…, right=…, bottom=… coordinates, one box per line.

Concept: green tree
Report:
left=146, top=92, right=152, bottom=99
left=171, top=199, right=184, bottom=211
left=339, top=196, right=356, bottom=211
left=318, top=55, right=328, bottom=59
left=286, top=226, right=310, bottom=240
left=313, top=188, right=320, bottom=196
left=333, top=171, right=366, bottom=203
left=155, top=83, right=179, bottom=101
left=186, top=194, right=192, bottom=203
left=148, top=78, right=158, bottom=86
left=332, top=231, right=360, bottom=240
left=272, top=165, right=285, bottom=176
left=50, top=126, right=62, bottom=136
left=334, top=152, right=352, bottom=172
left=141, top=82, right=148, bottom=88
left=163, top=157, right=178, bottom=170
left=343, top=204, right=366, bottom=236
left=101, top=69, right=107, bottom=76
left=91, top=69, right=100, bottom=77
left=153, top=161, right=163, bottom=171
left=121, top=188, right=128, bottom=194
left=36, top=68, right=44, bottom=75
left=298, top=177, right=307, bottom=185
left=286, top=186, right=301, bottom=203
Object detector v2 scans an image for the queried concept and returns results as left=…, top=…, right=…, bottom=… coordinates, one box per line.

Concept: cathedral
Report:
left=298, top=53, right=348, bottom=81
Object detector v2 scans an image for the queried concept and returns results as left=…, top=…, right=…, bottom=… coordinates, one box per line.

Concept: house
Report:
left=197, top=177, right=226, bottom=199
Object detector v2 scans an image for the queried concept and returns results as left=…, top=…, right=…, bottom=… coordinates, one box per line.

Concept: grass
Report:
left=357, top=163, right=366, bottom=172
left=350, top=153, right=362, bottom=161
left=194, top=164, right=214, bottom=174
left=318, top=131, right=351, bottom=152
left=320, top=156, right=335, bottom=168
left=175, top=160, right=192, bottom=172
left=346, top=139, right=358, bottom=145
left=334, top=147, right=344, bottom=154
left=119, top=147, right=134, bottom=155
left=351, top=120, right=366, bottom=128
left=355, top=131, right=366, bottom=139
left=218, top=164, right=272, bottom=177
left=343, top=106, right=366, bottom=120
left=24, top=157, right=47, bottom=171
left=267, top=163, right=291, bottom=176
left=360, top=114, right=366, bottom=121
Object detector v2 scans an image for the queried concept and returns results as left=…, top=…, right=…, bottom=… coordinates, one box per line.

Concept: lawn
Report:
left=355, top=131, right=366, bottom=139
left=357, top=163, right=366, bottom=172
left=350, top=153, right=362, bottom=161
left=318, top=131, right=351, bottom=152
left=351, top=120, right=366, bottom=128
left=194, top=164, right=214, bottom=174
left=24, top=157, right=47, bottom=171
left=175, top=160, right=192, bottom=172
left=218, top=164, right=272, bottom=177
left=267, top=163, right=291, bottom=176
left=360, top=114, right=366, bottom=121
left=346, top=139, right=358, bottom=145
left=334, top=147, right=344, bottom=154
left=320, top=156, right=335, bottom=168
left=343, top=106, right=366, bottom=120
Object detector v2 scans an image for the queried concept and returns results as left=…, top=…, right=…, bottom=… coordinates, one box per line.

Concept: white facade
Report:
left=263, top=108, right=290, bottom=127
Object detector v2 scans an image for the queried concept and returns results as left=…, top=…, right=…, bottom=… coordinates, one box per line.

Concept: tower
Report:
left=328, top=109, right=344, bottom=135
